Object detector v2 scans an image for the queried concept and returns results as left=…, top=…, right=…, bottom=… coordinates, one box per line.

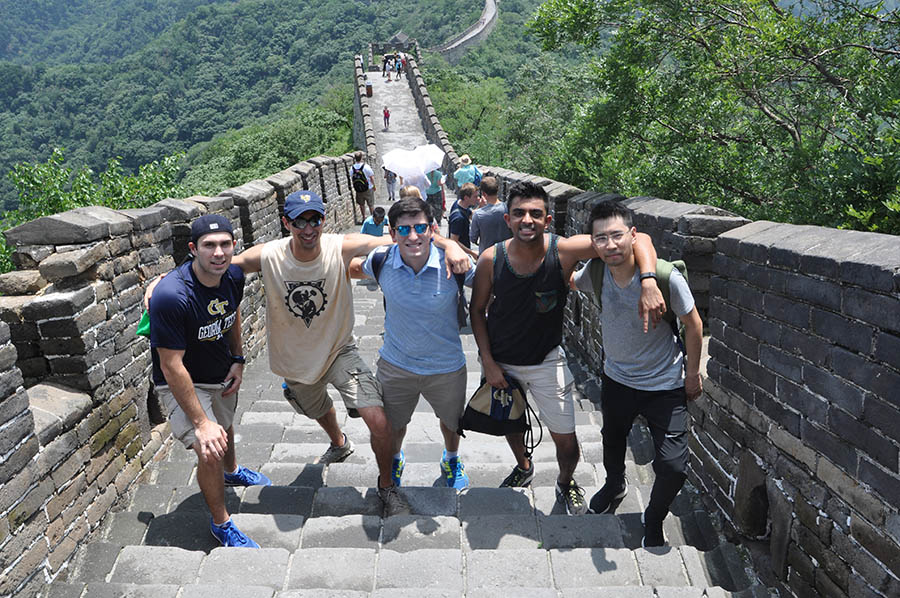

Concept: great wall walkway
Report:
left=41, top=62, right=769, bottom=598
left=45, top=295, right=767, bottom=598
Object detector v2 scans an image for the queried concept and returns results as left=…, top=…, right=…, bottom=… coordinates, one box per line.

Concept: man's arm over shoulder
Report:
left=342, top=233, right=393, bottom=266
left=232, top=242, right=264, bottom=274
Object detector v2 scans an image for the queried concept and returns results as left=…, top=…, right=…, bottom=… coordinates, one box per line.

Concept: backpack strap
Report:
left=491, top=240, right=507, bottom=285
left=588, top=258, right=606, bottom=310
left=370, top=245, right=391, bottom=282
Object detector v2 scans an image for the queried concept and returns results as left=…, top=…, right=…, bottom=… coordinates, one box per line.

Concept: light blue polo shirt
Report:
left=363, top=244, right=475, bottom=375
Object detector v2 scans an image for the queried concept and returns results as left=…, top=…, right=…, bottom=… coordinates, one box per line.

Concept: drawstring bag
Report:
left=458, top=374, right=543, bottom=458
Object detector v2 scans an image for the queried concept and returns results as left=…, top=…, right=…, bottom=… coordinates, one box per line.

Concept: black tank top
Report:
left=487, top=234, right=568, bottom=365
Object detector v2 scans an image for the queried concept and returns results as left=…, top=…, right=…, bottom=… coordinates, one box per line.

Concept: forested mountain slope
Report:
left=0, top=0, right=481, bottom=208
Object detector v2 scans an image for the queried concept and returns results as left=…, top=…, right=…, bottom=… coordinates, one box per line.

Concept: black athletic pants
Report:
left=600, top=374, right=689, bottom=522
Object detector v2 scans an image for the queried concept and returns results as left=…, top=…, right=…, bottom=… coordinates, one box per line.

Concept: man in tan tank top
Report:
left=235, top=190, right=469, bottom=517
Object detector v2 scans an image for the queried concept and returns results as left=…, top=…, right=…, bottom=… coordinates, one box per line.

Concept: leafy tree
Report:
left=529, top=0, right=900, bottom=232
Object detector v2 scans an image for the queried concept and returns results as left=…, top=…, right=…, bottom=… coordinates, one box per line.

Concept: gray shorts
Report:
left=497, top=347, right=575, bottom=434
left=376, top=357, right=466, bottom=430
left=426, top=192, right=443, bottom=224
left=158, top=383, right=237, bottom=449
left=284, top=344, right=383, bottom=420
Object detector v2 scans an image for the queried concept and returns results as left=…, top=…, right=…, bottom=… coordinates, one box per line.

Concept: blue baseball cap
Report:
left=190, top=214, right=234, bottom=245
left=284, top=190, right=326, bottom=219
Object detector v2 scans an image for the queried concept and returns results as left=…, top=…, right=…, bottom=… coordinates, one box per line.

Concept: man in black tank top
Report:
left=470, top=181, right=665, bottom=515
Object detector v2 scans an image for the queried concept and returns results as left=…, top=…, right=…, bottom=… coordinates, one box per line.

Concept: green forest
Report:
left=424, top=0, right=900, bottom=234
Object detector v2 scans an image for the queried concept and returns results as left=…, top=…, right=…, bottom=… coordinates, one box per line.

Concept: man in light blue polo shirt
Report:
left=358, top=196, right=475, bottom=489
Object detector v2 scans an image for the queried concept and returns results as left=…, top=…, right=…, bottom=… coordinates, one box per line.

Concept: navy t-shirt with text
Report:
left=150, top=261, right=245, bottom=385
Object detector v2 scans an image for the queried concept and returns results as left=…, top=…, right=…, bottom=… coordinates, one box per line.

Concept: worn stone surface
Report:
left=0, top=270, right=46, bottom=295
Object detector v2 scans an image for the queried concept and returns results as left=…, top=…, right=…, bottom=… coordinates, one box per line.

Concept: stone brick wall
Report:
left=404, top=57, right=461, bottom=182
left=353, top=55, right=379, bottom=166
left=698, top=223, right=900, bottom=598
left=0, top=157, right=358, bottom=596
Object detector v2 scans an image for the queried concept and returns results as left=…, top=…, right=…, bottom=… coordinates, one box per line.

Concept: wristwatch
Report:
left=231, top=355, right=246, bottom=365
left=639, top=272, right=658, bottom=281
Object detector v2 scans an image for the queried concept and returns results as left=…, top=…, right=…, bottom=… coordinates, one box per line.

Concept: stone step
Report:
left=56, top=543, right=766, bottom=595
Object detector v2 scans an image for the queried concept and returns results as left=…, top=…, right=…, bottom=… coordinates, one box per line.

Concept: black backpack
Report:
left=351, top=165, right=369, bottom=193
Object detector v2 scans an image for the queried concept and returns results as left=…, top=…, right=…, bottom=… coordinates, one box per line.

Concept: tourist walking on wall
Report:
left=469, top=176, right=510, bottom=254
left=352, top=197, right=476, bottom=491
left=448, top=182, right=479, bottom=259
left=360, top=206, right=387, bottom=236
left=351, top=151, right=377, bottom=225
left=383, top=167, right=398, bottom=201
left=425, top=168, right=445, bottom=226
left=470, top=181, right=665, bottom=515
left=383, top=106, right=390, bottom=130
left=573, top=200, right=702, bottom=546
left=453, top=154, right=481, bottom=188
left=149, top=215, right=270, bottom=548
left=234, top=190, right=470, bottom=516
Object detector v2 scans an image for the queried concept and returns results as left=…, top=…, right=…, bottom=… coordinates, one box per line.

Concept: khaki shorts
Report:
left=377, top=358, right=466, bottom=430
left=284, top=344, right=383, bottom=420
left=158, top=383, right=237, bottom=449
left=497, top=346, right=575, bottom=434
left=356, top=188, right=375, bottom=210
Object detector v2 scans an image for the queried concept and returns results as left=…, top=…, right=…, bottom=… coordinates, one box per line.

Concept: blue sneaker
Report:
left=440, top=450, right=469, bottom=490
left=210, top=518, right=259, bottom=548
left=224, top=465, right=272, bottom=487
left=391, top=451, right=405, bottom=487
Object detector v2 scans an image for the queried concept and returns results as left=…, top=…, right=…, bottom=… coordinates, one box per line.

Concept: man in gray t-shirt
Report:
left=469, top=176, right=512, bottom=254
left=573, top=200, right=703, bottom=548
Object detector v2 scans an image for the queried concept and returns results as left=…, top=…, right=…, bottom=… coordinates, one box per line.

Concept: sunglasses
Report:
left=394, top=223, right=430, bottom=236
left=291, top=215, right=323, bottom=229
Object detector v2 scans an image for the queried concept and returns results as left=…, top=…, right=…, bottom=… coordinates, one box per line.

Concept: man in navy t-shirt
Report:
left=448, top=182, right=479, bottom=259
left=150, top=214, right=270, bottom=548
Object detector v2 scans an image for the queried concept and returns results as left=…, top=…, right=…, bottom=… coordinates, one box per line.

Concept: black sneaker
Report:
left=555, top=479, right=589, bottom=515
left=641, top=511, right=666, bottom=547
left=499, top=463, right=534, bottom=488
left=589, top=477, right=628, bottom=514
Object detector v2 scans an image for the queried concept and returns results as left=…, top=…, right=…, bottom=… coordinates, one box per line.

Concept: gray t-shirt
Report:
left=574, top=263, right=694, bottom=391
left=470, top=202, right=512, bottom=254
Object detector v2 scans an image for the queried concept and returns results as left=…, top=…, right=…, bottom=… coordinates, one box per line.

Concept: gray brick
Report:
left=709, top=297, right=741, bottom=327
left=759, top=345, right=803, bottom=381
left=776, top=378, right=827, bottom=424
left=461, top=515, right=541, bottom=550
left=739, top=312, right=781, bottom=346
left=858, top=457, right=900, bottom=510
left=239, top=485, right=314, bottom=517
left=458, top=488, right=532, bottom=517
left=837, top=236, right=900, bottom=292
left=830, top=346, right=900, bottom=406
left=109, top=545, right=202, bottom=584
left=726, top=282, right=763, bottom=313
left=228, top=514, right=303, bottom=551
left=549, top=547, right=640, bottom=587
left=754, top=390, right=800, bottom=437
left=465, top=550, right=551, bottom=589
left=800, top=420, right=858, bottom=474
left=286, top=547, right=375, bottom=591
left=863, top=397, right=900, bottom=445
left=381, top=515, right=460, bottom=551
left=310, top=486, right=381, bottom=517
left=780, top=327, right=831, bottom=368
left=797, top=231, right=881, bottom=279
left=763, top=293, right=810, bottom=329
left=181, top=585, right=275, bottom=598
left=782, top=272, right=842, bottom=311
left=376, top=548, right=462, bottom=590
left=724, top=327, right=759, bottom=361
left=539, top=513, right=624, bottom=549
left=802, top=366, right=865, bottom=417
left=82, top=583, right=179, bottom=598
left=737, top=357, right=776, bottom=395
left=299, top=515, right=380, bottom=549
left=843, top=287, right=900, bottom=334
left=874, top=331, right=900, bottom=371
left=767, top=227, right=834, bottom=270
left=197, top=547, right=289, bottom=588
left=850, top=513, right=900, bottom=578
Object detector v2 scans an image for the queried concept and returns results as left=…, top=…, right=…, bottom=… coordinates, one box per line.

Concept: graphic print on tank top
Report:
left=284, top=279, right=328, bottom=326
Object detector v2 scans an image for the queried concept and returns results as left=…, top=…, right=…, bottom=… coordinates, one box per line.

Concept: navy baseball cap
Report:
left=284, top=190, right=326, bottom=219
left=190, top=214, right=234, bottom=245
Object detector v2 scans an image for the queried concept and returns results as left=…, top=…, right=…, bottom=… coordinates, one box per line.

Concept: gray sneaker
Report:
left=377, top=483, right=411, bottom=518
left=556, top=479, right=589, bottom=515
left=319, top=434, right=354, bottom=465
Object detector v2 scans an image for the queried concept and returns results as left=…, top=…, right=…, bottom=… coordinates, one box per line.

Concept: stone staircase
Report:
left=44, top=281, right=770, bottom=598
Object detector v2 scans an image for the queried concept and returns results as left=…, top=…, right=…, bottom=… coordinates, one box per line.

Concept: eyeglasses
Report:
left=291, top=215, right=323, bottom=229
left=592, top=231, right=629, bottom=244
left=394, top=223, right=430, bottom=236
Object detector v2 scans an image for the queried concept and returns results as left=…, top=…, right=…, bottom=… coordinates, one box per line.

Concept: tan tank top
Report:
left=260, top=235, right=354, bottom=384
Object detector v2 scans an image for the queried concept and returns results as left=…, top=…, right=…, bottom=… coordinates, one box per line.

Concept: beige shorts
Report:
left=376, top=358, right=466, bottom=430
left=356, top=188, right=375, bottom=209
left=284, top=344, right=383, bottom=420
left=497, top=346, right=575, bottom=434
left=158, top=383, right=237, bottom=449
